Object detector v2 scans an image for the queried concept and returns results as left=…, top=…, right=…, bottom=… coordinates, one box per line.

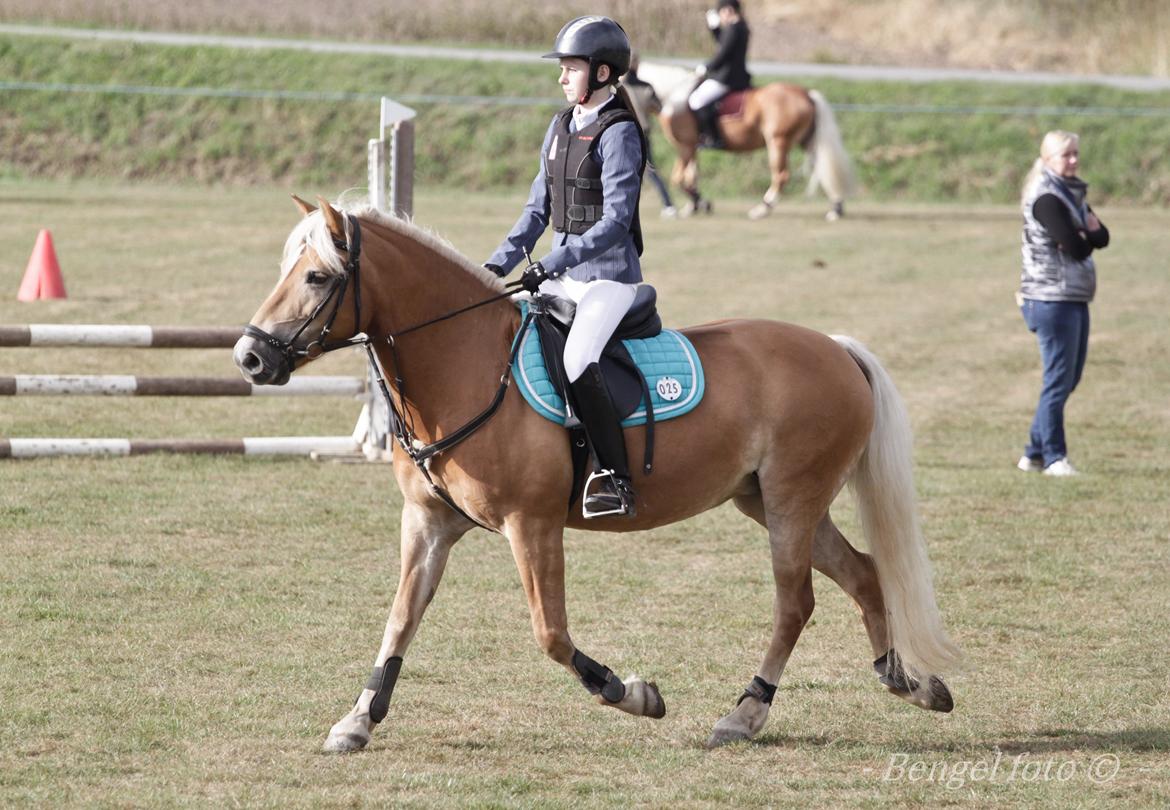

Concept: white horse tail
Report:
left=831, top=335, right=961, bottom=679
left=805, top=90, right=857, bottom=205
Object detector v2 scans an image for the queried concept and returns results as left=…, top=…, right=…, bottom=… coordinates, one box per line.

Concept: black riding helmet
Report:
left=544, top=16, right=631, bottom=94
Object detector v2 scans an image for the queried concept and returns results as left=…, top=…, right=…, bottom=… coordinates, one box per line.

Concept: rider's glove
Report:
left=483, top=262, right=506, bottom=278
left=694, top=64, right=708, bottom=78
left=705, top=9, right=721, bottom=29
left=521, top=262, right=548, bottom=293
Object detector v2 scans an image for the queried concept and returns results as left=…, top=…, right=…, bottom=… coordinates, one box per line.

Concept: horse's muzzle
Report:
left=233, top=333, right=292, bottom=386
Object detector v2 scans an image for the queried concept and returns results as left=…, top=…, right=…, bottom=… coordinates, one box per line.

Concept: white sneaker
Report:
left=1043, top=458, right=1078, bottom=477
left=1017, top=455, right=1043, bottom=472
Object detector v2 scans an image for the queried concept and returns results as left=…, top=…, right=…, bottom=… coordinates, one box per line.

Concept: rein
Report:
left=244, top=214, right=528, bottom=530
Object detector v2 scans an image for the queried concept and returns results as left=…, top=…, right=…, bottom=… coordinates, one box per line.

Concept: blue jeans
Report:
left=1021, top=299, right=1090, bottom=466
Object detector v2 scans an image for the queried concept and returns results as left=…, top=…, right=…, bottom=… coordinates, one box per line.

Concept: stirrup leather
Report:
left=582, top=469, right=635, bottom=519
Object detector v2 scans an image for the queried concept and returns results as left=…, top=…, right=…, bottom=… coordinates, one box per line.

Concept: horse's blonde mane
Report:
left=281, top=202, right=506, bottom=293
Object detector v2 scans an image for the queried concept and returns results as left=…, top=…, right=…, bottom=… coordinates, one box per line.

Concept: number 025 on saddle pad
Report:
left=512, top=290, right=705, bottom=428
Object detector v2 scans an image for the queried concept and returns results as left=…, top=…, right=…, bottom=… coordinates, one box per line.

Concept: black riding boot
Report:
left=569, top=363, right=636, bottom=518
left=696, top=103, right=724, bottom=150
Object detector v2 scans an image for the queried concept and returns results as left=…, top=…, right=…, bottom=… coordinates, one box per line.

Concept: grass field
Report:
left=1, top=182, right=1168, bottom=807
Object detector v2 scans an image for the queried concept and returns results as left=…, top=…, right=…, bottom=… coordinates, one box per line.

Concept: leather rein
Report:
left=243, top=214, right=531, bottom=529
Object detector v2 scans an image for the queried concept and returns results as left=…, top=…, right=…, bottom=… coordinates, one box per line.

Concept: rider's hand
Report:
left=483, top=262, right=506, bottom=278
left=521, top=262, right=548, bottom=293
left=694, top=64, right=708, bottom=78
left=706, top=8, right=721, bottom=29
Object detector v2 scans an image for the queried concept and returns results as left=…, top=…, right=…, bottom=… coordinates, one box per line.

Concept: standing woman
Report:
left=1017, top=130, right=1110, bottom=477
left=483, top=16, right=647, bottom=517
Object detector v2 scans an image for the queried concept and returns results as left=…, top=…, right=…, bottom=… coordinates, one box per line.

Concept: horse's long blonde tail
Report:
left=806, top=90, right=857, bottom=204
left=831, top=335, right=961, bottom=679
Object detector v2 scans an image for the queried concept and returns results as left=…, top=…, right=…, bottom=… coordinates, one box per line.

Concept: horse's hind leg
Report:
left=748, top=135, right=791, bottom=220
left=737, top=498, right=954, bottom=714
left=815, top=517, right=954, bottom=712
left=812, top=515, right=888, bottom=658
left=673, top=148, right=711, bottom=217
left=505, top=517, right=666, bottom=720
left=323, top=499, right=470, bottom=752
left=708, top=493, right=819, bottom=747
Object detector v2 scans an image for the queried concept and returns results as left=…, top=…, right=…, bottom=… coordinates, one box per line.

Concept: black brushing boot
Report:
left=570, top=363, right=636, bottom=518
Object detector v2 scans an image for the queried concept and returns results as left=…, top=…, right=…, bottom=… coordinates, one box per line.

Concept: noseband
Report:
left=242, top=213, right=366, bottom=374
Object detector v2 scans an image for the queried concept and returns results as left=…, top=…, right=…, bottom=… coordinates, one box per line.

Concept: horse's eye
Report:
left=305, top=270, right=329, bottom=286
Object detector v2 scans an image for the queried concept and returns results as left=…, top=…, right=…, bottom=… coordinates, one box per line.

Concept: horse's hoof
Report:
left=884, top=675, right=954, bottom=713
left=601, top=676, right=667, bottom=719
left=706, top=719, right=752, bottom=748
left=824, top=209, right=841, bottom=222
left=323, top=731, right=369, bottom=753
left=679, top=202, right=696, bottom=218
left=641, top=680, right=667, bottom=719
left=826, top=202, right=844, bottom=221
left=876, top=651, right=954, bottom=713
left=747, top=203, right=771, bottom=220
left=914, top=676, right=954, bottom=713
left=661, top=205, right=679, bottom=220
left=323, top=718, right=371, bottom=753
left=705, top=695, right=770, bottom=748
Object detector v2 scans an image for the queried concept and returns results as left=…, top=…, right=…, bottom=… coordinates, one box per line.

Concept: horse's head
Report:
left=234, top=196, right=366, bottom=386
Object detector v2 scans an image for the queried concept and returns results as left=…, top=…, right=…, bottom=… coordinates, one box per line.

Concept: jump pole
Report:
left=0, top=375, right=365, bottom=397
left=0, top=437, right=359, bottom=459
left=0, top=324, right=240, bottom=348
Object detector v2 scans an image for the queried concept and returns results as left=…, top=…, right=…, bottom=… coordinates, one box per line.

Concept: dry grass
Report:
left=1, top=182, right=1168, bottom=806
left=2, top=0, right=1168, bottom=75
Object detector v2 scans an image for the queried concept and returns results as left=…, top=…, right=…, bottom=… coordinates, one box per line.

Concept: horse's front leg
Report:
left=323, top=499, right=470, bottom=752
left=505, top=517, right=666, bottom=720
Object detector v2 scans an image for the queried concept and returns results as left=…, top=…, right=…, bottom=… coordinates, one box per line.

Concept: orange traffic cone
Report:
left=17, top=229, right=67, bottom=301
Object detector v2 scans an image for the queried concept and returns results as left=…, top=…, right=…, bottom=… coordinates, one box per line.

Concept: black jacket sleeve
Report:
left=1032, top=194, right=1108, bottom=261
left=706, top=22, right=743, bottom=73
left=1086, top=205, right=1110, bottom=249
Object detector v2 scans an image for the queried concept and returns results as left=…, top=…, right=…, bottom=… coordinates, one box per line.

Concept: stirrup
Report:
left=582, top=469, right=635, bottom=519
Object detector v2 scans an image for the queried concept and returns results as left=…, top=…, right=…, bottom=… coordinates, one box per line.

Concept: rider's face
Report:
left=558, top=57, right=591, bottom=103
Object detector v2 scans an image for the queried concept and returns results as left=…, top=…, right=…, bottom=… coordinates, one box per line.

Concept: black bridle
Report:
left=243, top=214, right=530, bottom=529
left=242, top=214, right=368, bottom=372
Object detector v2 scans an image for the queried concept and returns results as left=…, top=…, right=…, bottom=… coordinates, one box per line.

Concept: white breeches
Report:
left=539, top=276, right=638, bottom=382
left=688, top=79, right=729, bottom=110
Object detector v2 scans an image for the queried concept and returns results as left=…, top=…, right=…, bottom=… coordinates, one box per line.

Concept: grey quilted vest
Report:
left=1020, top=170, right=1096, bottom=302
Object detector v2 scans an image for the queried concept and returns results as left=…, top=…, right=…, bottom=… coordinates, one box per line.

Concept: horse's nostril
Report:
left=242, top=352, right=262, bottom=373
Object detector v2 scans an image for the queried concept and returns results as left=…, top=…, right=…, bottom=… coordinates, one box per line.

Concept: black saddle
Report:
left=529, top=285, right=662, bottom=503
left=530, top=284, right=661, bottom=426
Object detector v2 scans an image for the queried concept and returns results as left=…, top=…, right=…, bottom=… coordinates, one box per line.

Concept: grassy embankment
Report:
left=2, top=34, right=1170, bottom=204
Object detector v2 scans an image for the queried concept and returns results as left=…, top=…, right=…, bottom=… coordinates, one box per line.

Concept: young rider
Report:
left=688, top=0, right=752, bottom=149
left=483, top=15, right=647, bottom=518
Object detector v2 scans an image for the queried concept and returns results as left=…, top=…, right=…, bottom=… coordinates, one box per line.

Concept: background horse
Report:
left=234, top=198, right=959, bottom=752
left=626, top=62, right=856, bottom=220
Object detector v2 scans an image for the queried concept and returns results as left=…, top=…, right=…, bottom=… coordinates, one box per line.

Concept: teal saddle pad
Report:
left=512, top=307, right=705, bottom=428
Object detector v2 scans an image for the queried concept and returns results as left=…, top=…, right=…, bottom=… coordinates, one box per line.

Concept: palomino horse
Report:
left=625, top=62, right=856, bottom=220
left=234, top=197, right=959, bottom=752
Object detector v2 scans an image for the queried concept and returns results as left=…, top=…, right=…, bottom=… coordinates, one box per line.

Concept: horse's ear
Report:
left=316, top=196, right=346, bottom=242
left=291, top=194, right=316, bottom=217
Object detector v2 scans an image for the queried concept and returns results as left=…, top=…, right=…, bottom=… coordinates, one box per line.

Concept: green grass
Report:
left=3, top=34, right=1170, bottom=204
left=1, top=181, right=1169, bottom=807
